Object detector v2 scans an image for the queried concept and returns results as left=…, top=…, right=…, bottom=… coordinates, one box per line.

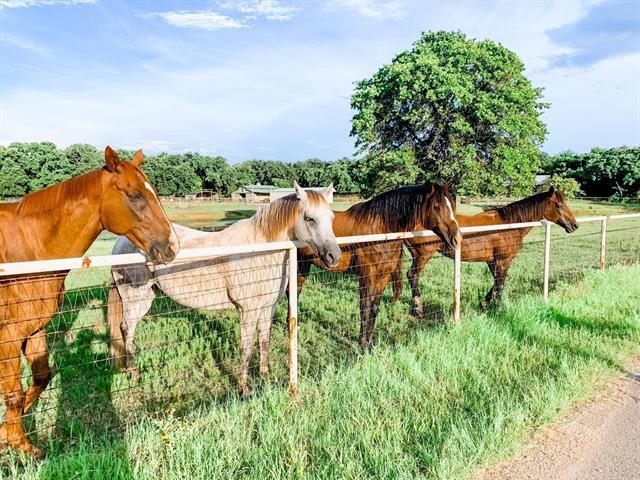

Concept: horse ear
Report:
left=131, top=149, right=144, bottom=167
left=294, top=181, right=308, bottom=202
left=548, top=185, right=555, bottom=194
left=443, top=182, right=451, bottom=192
left=104, top=146, right=121, bottom=172
left=322, top=183, right=335, bottom=200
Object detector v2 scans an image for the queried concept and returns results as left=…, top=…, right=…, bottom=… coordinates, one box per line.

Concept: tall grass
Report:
left=3, top=264, right=639, bottom=479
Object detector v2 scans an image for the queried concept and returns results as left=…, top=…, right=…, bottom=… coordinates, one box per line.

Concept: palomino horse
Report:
left=108, top=183, right=340, bottom=398
left=0, top=147, right=176, bottom=457
left=294, top=184, right=461, bottom=351
left=393, top=187, right=579, bottom=316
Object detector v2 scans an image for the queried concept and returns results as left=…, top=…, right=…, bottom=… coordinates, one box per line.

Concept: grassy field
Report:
left=1, top=199, right=639, bottom=479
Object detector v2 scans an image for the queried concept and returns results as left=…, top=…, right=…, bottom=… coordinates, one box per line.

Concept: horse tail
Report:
left=107, top=282, right=126, bottom=370
left=391, top=248, right=404, bottom=303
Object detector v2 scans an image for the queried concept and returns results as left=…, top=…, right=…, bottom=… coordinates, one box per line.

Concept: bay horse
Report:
left=107, top=183, right=340, bottom=398
left=294, top=184, right=461, bottom=351
left=0, top=146, right=176, bottom=457
left=393, top=187, right=579, bottom=317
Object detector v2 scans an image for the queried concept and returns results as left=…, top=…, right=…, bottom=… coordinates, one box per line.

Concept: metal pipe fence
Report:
left=0, top=213, right=638, bottom=445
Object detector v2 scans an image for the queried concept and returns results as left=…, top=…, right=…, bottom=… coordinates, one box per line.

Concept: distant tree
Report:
left=182, top=152, right=235, bottom=194
left=0, top=147, right=29, bottom=198
left=351, top=30, right=548, bottom=195
left=328, top=158, right=360, bottom=193
left=544, top=147, right=640, bottom=197
left=295, top=158, right=331, bottom=187
left=543, top=175, right=582, bottom=198
left=232, top=160, right=296, bottom=188
left=356, top=150, right=422, bottom=198
left=64, top=143, right=102, bottom=176
left=143, top=153, right=201, bottom=196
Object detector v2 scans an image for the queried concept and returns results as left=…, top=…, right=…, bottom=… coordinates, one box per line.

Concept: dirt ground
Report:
left=475, top=357, right=640, bottom=480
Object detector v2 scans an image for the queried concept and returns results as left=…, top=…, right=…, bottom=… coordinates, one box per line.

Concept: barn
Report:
left=231, top=185, right=276, bottom=203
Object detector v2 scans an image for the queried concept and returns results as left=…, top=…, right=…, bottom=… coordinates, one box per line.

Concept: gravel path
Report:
left=475, top=358, right=640, bottom=480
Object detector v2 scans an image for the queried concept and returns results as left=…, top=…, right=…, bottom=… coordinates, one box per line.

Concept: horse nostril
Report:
left=326, top=252, right=335, bottom=264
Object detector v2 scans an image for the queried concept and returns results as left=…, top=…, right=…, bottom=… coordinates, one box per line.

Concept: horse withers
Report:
left=294, top=183, right=461, bottom=351
left=395, top=187, right=579, bottom=316
left=108, top=183, right=340, bottom=398
left=0, top=146, right=176, bottom=458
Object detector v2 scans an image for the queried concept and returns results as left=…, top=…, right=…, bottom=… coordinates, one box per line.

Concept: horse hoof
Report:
left=239, top=387, right=251, bottom=400
left=125, top=367, right=141, bottom=383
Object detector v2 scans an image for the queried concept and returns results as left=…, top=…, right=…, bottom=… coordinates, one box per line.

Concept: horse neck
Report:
left=497, top=195, right=548, bottom=224
left=14, top=172, right=107, bottom=260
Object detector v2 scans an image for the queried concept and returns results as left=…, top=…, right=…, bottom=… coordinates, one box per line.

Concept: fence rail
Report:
left=1, top=212, right=639, bottom=439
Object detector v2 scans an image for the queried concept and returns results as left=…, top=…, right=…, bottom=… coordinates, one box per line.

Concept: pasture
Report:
left=1, top=199, right=639, bottom=479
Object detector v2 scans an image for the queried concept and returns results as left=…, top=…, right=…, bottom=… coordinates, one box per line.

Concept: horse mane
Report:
left=346, top=184, right=436, bottom=231
left=495, top=190, right=551, bottom=223
left=16, top=169, right=104, bottom=216
left=253, top=190, right=325, bottom=241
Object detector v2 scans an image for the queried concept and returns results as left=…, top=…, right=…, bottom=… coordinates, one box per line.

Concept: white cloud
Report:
left=326, top=0, right=406, bottom=19
left=0, top=0, right=94, bottom=7
left=220, top=0, right=298, bottom=21
left=146, top=11, right=245, bottom=31
left=0, top=32, right=51, bottom=58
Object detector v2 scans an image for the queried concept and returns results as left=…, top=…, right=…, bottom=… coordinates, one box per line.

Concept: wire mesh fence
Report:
left=0, top=214, right=638, bottom=452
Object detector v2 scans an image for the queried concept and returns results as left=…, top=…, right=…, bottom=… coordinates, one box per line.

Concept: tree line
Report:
left=1, top=141, right=637, bottom=200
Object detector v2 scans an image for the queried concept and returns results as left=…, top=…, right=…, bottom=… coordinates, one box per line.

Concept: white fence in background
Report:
left=1, top=213, right=639, bottom=395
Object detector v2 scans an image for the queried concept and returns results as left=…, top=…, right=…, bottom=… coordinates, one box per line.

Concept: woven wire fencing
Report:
left=0, top=214, right=639, bottom=449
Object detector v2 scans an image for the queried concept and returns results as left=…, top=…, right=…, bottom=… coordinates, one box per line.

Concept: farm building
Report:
left=231, top=185, right=276, bottom=202
left=270, top=187, right=334, bottom=203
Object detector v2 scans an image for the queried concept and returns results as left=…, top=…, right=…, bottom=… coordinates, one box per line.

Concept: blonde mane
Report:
left=252, top=190, right=325, bottom=241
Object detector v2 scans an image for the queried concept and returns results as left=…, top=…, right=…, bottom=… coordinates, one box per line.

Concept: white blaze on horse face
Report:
left=144, top=182, right=155, bottom=195
left=142, top=178, right=179, bottom=254
left=445, top=197, right=458, bottom=225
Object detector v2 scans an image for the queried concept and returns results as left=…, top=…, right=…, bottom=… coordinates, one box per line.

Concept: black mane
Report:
left=347, top=184, right=439, bottom=231
left=495, top=190, right=551, bottom=223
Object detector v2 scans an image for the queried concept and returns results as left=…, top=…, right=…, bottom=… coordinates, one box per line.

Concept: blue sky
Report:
left=0, top=0, right=638, bottom=163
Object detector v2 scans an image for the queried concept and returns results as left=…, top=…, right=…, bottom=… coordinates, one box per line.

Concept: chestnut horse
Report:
left=393, top=188, right=578, bottom=317
left=0, top=147, right=176, bottom=457
left=294, top=184, right=461, bottom=351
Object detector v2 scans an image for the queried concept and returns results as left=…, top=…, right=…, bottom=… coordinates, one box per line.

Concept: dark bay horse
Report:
left=394, top=188, right=578, bottom=317
left=0, top=147, right=176, bottom=457
left=294, top=184, right=461, bottom=351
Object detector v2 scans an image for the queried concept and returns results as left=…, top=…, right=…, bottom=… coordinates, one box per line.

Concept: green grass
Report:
left=1, top=199, right=639, bottom=479
left=2, top=264, right=639, bottom=479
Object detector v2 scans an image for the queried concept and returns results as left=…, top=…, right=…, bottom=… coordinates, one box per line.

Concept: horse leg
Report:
left=358, top=275, right=372, bottom=352
left=407, top=247, right=434, bottom=319
left=238, top=309, right=260, bottom=398
left=119, top=292, right=154, bottom=382
left=0, top=334, right=40, bottom=457
left=258, top=305, right=276, bottom=376
left=390, top=250, right=404, bottom=303
left=287, top=257, right=310, bottom=324
left=481, top=261, right=498, bottom=309
left=491, top=258, right=513, bottom=305
left=21, top=329, right=51, bottom=415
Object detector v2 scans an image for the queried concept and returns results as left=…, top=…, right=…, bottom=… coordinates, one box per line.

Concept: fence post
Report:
left=287, top=246, right=299, bottom=397
left=542, top=220, right=551, bottom=301
left=600, top=218, right=607, bottom=271
left=453, top=242, right=461, bottom=322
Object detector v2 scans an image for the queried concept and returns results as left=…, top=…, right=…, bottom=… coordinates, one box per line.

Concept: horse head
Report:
left=99, top=146, right=178, bottom=264
left=543, top=187, right=579, bottom=233
left=422, top=183, right=462, bottom=251
left=293, top=182, right=341, bottom=268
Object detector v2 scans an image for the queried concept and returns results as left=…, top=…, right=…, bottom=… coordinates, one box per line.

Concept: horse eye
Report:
left=304, top=215, right=316, bottom=225
left=127, top=192, right=144, bottom=202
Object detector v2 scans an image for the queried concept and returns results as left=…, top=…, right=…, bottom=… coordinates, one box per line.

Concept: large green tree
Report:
left=351, top=31, right=548, bottom=196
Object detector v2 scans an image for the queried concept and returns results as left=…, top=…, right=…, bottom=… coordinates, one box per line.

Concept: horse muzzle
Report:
left=320, top=246, right=341, bottom=269
left=149, top=239, right=176, bottom=264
